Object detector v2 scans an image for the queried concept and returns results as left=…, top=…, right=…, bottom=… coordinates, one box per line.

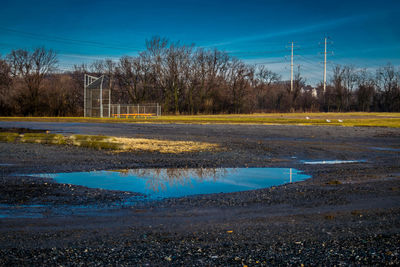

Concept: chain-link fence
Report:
left=84, top=74, right=161, bottom=118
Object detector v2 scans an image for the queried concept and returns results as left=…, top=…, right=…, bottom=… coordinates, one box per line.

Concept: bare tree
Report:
left=43, top=74, right=75, bottom=116
left=7, top=47, right=57, bottom=115
left=256, top=65, right=280, bottom=86
left=341, top=65, right=357, bottom=110
left=331, top=65, right=351, bottom=111
left=226, top=59, right=254, bottom=113
left=355, top=69, right=375, bottom=111
left=252, top=66, right=281, bottom=111
left=0, top=57, right=13, bottom=115
left=376, top=64, right=400, bottom=111
left=144, top=36, right=169, bottom=104
left=115, top=56, right=142, bottom=103
left=203, top=49, right=230, bottom=113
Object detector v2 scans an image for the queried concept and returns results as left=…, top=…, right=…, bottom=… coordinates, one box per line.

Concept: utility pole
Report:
left=323, top=37, right=327, bottom=92
left=290, top=41, right=294, bottom=92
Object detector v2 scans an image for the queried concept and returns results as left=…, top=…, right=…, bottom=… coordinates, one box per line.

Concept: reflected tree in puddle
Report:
left=111, top=168, right=234, bottom=193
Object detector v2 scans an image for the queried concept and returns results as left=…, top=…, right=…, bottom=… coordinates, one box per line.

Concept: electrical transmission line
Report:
left=0, top=26, right=143, bottom=52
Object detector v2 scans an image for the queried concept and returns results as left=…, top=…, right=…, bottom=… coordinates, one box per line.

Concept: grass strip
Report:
left=0, top=113, right=399, bottom=127
left=0, top=132, right=219, bottom=153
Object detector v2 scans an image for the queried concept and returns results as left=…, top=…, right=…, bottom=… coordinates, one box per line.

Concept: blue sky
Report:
left=1, top=0, right=399, bottom=84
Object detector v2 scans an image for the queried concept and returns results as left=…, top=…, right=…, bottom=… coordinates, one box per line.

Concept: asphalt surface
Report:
left=0, top=121, right=399, bottom=266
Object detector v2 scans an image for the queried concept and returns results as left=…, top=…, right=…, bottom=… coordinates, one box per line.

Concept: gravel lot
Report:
left=0, top=121, right=399, bottom=266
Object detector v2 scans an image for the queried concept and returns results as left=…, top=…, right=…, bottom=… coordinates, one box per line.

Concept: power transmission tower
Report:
left=286, top=42, right=297, bottom=92
left=323, top=37, right=327, bottom=92
left=291, top=41, right=294, bottom=92
left=321, top=37, right=333, bottom=92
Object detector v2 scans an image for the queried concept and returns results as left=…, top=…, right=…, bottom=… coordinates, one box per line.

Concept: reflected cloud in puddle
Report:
left=33, top=167, right=310, bottom=200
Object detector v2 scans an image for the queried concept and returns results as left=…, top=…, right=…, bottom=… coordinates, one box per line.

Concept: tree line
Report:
left=0, top=37, right=399, bottom=116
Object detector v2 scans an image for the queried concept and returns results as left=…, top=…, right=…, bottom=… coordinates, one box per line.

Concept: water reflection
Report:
left=32, top=167, right=310, bottom=199
left=110, top=168, right=232, bottom=193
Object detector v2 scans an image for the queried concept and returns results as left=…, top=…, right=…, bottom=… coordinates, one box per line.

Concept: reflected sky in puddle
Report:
left=33, top=168, right=310, bottom=200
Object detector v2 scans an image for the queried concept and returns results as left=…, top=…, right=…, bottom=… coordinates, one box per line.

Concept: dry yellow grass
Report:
left=0, top=132, right=219, bottom=153
left=114, top=137, right=219, bottom=153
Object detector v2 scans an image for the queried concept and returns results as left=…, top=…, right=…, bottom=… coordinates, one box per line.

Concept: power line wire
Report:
left=0, top=26, right=143, bottom=51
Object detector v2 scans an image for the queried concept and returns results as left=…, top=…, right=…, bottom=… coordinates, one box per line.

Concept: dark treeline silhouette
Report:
left=0, top=37, right=399, bottom=116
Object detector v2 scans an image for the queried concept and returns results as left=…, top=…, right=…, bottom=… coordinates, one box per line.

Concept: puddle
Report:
left=302, top=160, right=365, bottom=165
left=369, top=147, right=400, bottom=152
left=32, top=168, right=310, bottom=200
left=2, top=168, right=310, bottom=218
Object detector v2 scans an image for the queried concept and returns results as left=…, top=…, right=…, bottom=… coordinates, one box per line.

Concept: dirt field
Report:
left=0, top=121, right=399, bottom=266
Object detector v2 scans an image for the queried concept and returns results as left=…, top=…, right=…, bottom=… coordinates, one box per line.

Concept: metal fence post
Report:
left=108, top=88, right=111, bottom=118
left=84, top=74, right=86, bottom=117
left=100, top=76, right=103, bottom=118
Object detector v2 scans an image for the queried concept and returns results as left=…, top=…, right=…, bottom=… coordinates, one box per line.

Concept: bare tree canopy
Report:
left=0, top=41, right=399, bottom=116
left=6, top=47, right=57, bottom=115
left=0, top=57, right=13, bottom=115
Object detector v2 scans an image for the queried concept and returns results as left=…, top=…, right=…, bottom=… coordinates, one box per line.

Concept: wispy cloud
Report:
left=203, top=14, right=369, bottom=48
left=58, top=53, right=120, bottom=61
